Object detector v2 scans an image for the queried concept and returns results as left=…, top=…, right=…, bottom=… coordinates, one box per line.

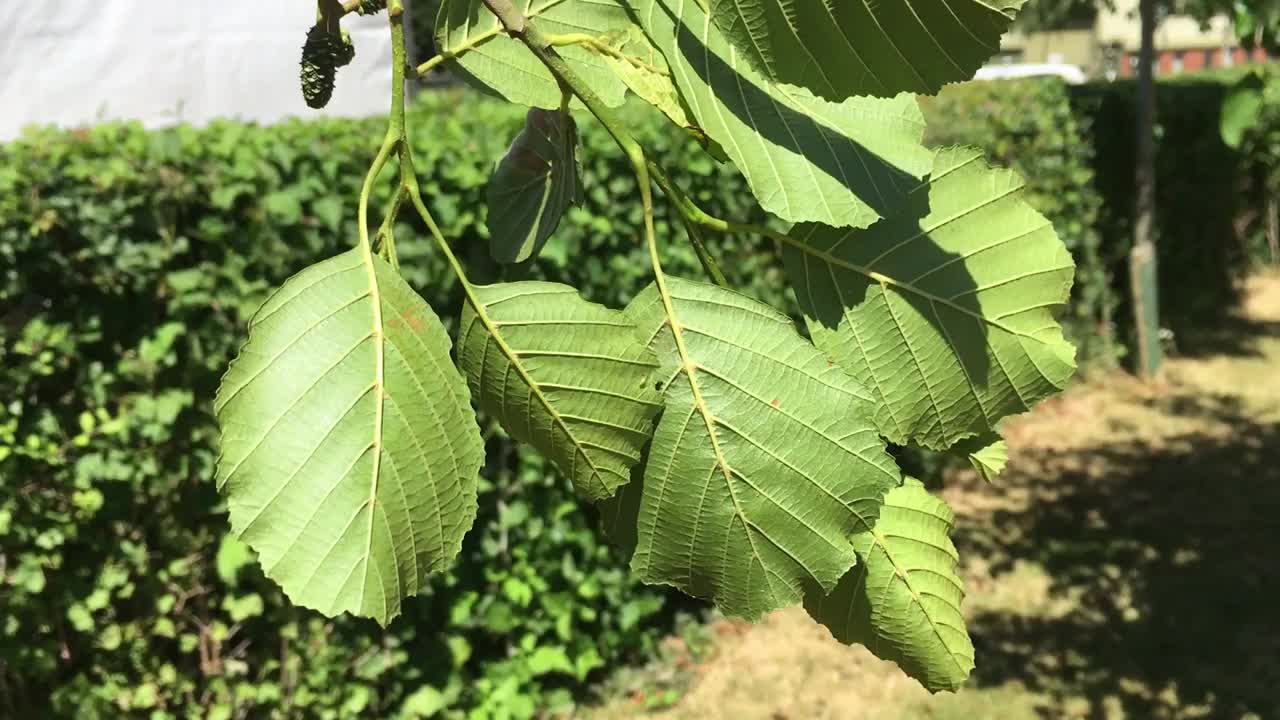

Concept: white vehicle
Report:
left=972, top=63, right=1088, bottom=84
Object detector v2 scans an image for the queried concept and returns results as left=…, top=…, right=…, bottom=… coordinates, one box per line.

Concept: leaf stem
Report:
left=357, top=133, right=398, bottom=254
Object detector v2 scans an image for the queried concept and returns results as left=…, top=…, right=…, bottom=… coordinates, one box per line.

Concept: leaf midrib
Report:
left=358, top=243, right=387, bottom=617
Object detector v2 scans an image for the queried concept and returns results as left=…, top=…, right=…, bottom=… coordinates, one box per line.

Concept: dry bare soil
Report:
left=586, top=273, right=1280, bottom=720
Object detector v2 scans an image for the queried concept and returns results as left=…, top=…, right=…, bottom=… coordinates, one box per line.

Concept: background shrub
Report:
left=0, top=77, right=1267, bottom=718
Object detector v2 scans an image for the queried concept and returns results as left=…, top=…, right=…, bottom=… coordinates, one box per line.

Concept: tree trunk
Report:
left=1131, top=0, right=1162, bottom=379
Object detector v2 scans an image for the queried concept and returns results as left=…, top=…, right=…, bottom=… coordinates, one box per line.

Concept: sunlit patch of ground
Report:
left=582, top=272, right=1280, bottom=720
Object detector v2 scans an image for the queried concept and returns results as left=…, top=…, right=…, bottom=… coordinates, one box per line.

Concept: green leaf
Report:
left=487, top=108, right=583, bottom=264
left=1221, top=72, right=1265, bottom=149
left=457, top=282, right=661, bottom=501
left=618, top=277, right=901, bottom=620
left=629, top=0, right=932, bottom=228
left=709, top=0, right=1023, bottom=99
left=781, top=147, right=1076, bottom=450
left=950, top=432, right=1006, bottom=484
left=435, top=0, right=631, bottom=109
left=804, top=479, right=974, bottom=693
left=215, top=248, right=484, bottom=625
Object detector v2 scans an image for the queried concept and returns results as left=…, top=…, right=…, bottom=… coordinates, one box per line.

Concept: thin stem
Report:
left=678, top=215, right=728, bottom=288
left=415, top=28, right=504, bottom=76
left=357, top=133, right=398, bottom=252
left=647, top=161, right=783, bottom=243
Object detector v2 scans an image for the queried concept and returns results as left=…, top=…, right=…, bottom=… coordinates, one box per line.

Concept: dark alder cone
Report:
left=300, top=25, right=339, bottom=109
left=337, top=30, right=356, bottom=68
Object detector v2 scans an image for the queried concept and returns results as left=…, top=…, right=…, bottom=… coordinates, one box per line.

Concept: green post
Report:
left=1129, top=242, right=1162, bottom=378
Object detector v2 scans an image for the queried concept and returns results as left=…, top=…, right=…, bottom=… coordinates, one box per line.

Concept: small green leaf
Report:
left=1221, top=72, right=1265, bottom=149
left=782, top=147, right=1076, bottom=450
left=618, top=277, right=900, bottom=620
left=215, top=535, right=254, bottom=587
left=215, top=248, right=485, bottom=625
left=709, top=0, right=1024, bottom=99
left=950, top=432, right=1007, bottom=484
left=457, top=282, right=661, bottom=501
left=487, top=109, right=583, bottom=264
left=805, top=479, right=974, bottom=692
left=526, top=646, right=575, bottom=676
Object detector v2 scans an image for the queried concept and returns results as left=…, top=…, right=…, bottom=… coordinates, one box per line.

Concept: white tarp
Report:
left=0, top=2, right=393, bottom=141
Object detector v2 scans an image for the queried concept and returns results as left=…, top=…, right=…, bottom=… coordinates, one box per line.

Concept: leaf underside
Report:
left=215, top=249, right=484, bottom=626
left=805, top=478, right=974, bottom=693
left=487, top=108, right=583, bottom=264
left=708, top=0, right=1024, bottom=100
left=782, top=147, right=1076, bottom=450
left=436, top=0, right=631, bottom=109
left=618, top=277, right=901, bottom=620
left=629, top=0, right=933, bottom=229
left=457, top=281, right=662, bottom=502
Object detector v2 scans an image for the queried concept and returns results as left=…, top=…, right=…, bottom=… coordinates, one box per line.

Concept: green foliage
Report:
left=709, top=0, right=1024, bottom=98
left=487, top=108, right=583, bottom=263
left=216, top=249, right=485, bottom=626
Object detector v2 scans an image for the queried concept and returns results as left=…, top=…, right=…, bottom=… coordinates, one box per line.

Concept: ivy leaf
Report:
left=487, top=108, right=583, bottom=264
left=1220, top=71, right=1266, bottom=149
left=619, top=277, right=901, bottom=620
left=709, top=0, right=1023, bottom=99
left=629, top=0, right=932, bottom=229
left=457, top=282, right=662, bottom=501
left=804, top=478, right=974, bottom=693
left=215, top=249, right=484, bottom=625
left=436, top=0, right=631, bottom=109
left=781, top=147, right=1076, bottom=450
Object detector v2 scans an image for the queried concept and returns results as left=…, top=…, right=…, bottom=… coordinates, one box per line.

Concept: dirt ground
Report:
left=586, top=273, right=1280, bottom=720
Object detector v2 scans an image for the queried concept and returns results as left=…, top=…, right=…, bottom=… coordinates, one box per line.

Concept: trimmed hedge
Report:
left=0, top=77, right=1262, bottom=718
left=1070, top=79, right=1260, bottom=338
left=0, top=92, right=777, bottom=720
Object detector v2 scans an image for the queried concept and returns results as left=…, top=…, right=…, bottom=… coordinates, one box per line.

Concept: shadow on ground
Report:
left=961, top=387, right=1280, bottom=719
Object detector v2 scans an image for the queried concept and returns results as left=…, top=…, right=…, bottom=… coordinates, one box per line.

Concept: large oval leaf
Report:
left=804, top=479, right=974, bottom=692
left=781, top=147, right=1076, bottom=450
left=436, top=0, right=631, bottom=109
left=629, top=0, right=932, bottom=229
left=709, top=0, right=1024, bottom=100
left=215, top=248, right=484, bottom=625
left=487, top=108, right=583, bottom=264
left=457, top=281, right=662, bottom=501
left=620, top=277, right=901, bottom=620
